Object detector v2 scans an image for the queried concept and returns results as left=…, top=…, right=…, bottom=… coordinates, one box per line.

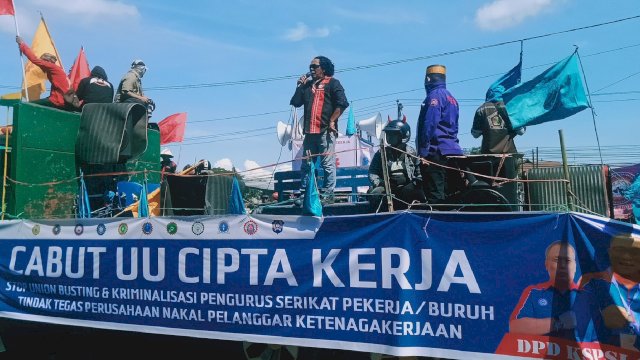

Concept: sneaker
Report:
left=321, top=194, right=335, bottom=205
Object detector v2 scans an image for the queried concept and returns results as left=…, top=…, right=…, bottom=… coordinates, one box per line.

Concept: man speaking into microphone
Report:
left=290, top=56, right=349, bottom=205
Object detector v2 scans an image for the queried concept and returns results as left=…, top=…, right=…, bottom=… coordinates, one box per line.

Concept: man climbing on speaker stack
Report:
left=290, top=55, right=349, bottom=205
left=115, top=59, right=155, bottom=118
left=15, top=36, right=74, bottom=111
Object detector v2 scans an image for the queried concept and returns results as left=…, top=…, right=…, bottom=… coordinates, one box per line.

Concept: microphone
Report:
left=297, top=72, right=312, bottom=87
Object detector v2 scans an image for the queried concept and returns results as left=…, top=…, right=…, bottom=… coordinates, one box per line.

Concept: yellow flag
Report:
left=21, top=17, right=64, bottom=100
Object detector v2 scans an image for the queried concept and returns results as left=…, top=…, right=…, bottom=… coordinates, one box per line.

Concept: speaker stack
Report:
left=75, top=102, right=148, bottom=164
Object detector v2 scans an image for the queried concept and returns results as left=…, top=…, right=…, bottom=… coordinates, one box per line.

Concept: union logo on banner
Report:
left=96, top=224, right=106, bottom=236
left=243, top=220, right=258, bottom=235
left=271, top=220, right=284, bottom=234
left=166, top=222, right=178, bottom=235
left=118, top=223, right=128, bottom=235
left=218, top=221, right=230, bottom=234
left=192, top=221, right=204, bottom=236
left=142, top=222, right=153, bottom=235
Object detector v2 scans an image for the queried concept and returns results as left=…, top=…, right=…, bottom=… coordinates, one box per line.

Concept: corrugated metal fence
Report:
left=526, top=165, right=613, bottom=217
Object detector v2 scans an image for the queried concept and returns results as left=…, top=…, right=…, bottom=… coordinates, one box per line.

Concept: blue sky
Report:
left=1, top=0, right=639, bottom=187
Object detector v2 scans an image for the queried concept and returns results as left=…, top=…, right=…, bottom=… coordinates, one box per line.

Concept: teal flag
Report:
left=346, top=105, right=356, bottom=137
left=77, top=172, right=91, bottom=218
left=503, top=52, right=589, bottom=129
left=624, top=175, right=640, bottom=225
left=228, top=177, right=246, bottom=215
left=139, top=180, right=149, bottom=218
left=303, top=161, right=323, bottom=216
left=486, top=60, right=521, bottom=102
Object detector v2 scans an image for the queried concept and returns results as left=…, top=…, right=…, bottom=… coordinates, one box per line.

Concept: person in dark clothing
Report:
left=290, top=56, right=349, bottom=204
left=471, top=86, right=525, bottom=154
left=415, top=64, right=464, bottom=204
left=368, top=119, right=425, bottom=212
left=76, top=66, right=114, bottom=107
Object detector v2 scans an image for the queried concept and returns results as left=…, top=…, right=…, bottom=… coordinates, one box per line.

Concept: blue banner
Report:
left=0, top=212, right=639, bottom=359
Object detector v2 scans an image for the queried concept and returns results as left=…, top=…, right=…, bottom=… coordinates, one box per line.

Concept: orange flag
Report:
left=69, top=47, right=90, bottom=91
left=20, top=17, right=64, bottom=100
left=158, top=112, right=187, bottom=145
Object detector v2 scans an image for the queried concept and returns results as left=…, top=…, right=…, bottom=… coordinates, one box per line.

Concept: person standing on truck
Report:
left=290, top=55, right=349, bottom=205
left=415, top=64, right=464, bottom=204
left=471, top=85, right=525, bottom=154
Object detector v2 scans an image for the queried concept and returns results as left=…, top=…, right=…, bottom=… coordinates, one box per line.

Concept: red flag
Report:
left=158, top=113, right=187, bottom=145
left=68, top=46, right=90, bottom=90
left=0, top=0, right=15, bottom=15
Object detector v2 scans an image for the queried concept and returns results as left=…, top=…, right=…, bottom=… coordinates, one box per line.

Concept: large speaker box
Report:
left=464, top=154, right=522, bottom=211
left=75, top=103, right=148, bottom=164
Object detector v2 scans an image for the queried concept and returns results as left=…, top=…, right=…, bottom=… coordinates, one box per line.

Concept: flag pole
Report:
left=11, top=0, right=28, bottom=101
left=574, top=46, right=604, bottom=165
left=519, top=40, right=524, bottom=82
left=40, top=14, right=63, bottom=69
left=176, top=120, right=187, bottom=167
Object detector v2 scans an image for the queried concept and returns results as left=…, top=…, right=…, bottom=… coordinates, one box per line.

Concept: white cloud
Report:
left=31, top=0, right=138, bottom=18
left=283, top=22, right=331, bottom=42
left=475, top=0, right=553, bottom=31
left=214, top=158, right=234, bottom=171
left=242, top=160, right=291, bottom=190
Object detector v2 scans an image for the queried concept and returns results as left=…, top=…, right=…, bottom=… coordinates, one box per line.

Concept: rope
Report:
left=575, top=48, right=604, bottom=165
left=2, top=143, right=576, bottom=188
left=384, top=144, right=570, bottom=185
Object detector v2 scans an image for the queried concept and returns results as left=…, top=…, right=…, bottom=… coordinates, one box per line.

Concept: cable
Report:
left=188, top=110, right=290, bottom=124
left=592, top=71, right=640, bottom=93
left=184, top=126, right=275, bottom=141
left=182, top=131, right=274, bottom=146
left=142, top=15, right=640, bottom=91
left=152, top=41, right=640, bottom=127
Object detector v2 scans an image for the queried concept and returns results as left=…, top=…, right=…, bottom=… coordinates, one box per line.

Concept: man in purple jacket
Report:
left=415, top=65, right=464, bottom=204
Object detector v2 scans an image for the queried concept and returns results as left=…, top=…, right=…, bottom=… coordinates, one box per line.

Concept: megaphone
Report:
left=356, top=112, right=382, bottom=140
left=276, top=121, right=293, bottom=146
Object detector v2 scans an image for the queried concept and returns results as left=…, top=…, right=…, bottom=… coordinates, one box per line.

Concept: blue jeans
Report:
left=300, top=132, right=336, bottom=194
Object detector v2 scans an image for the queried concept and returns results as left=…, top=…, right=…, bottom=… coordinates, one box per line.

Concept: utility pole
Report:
left=558, top=130, right=574, bottom=211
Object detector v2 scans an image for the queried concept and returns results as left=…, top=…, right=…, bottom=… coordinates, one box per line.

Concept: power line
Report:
left=184, top=126, right=275, bottom=141
left=182, top=131, right=274, bottom=146
left=189, top=110, right=289, bottom=124
left=143, top=15, right=640, bottom=91
left=593, top=71, right=640, bottom=93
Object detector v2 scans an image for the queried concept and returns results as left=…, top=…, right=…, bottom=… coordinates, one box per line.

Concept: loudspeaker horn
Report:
left=276, top=121, right=293, bottom=146
left=356, top=112, right=383, bottom=139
